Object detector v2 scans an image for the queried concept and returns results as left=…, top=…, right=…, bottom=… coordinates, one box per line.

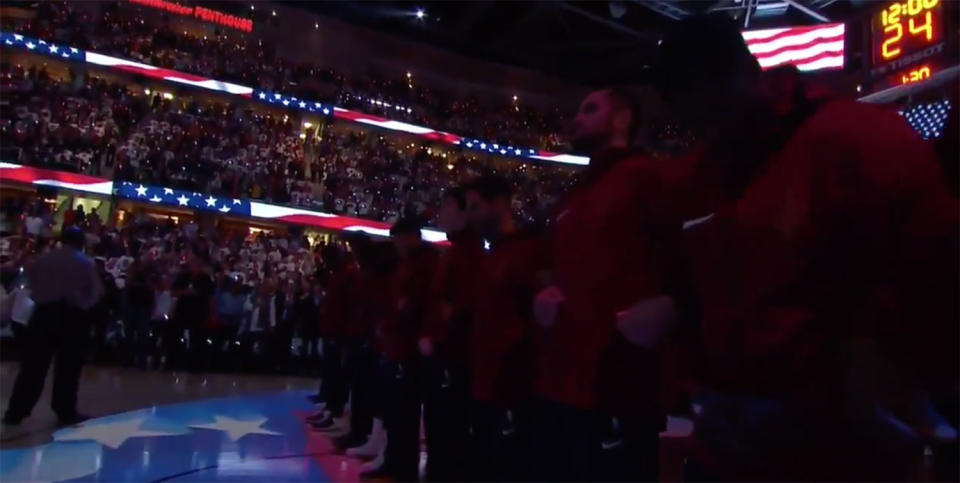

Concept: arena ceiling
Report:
left=288, top=0, right=865, bottom=86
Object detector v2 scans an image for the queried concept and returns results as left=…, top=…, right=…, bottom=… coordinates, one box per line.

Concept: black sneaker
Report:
left=359, top=465, right=391, bottom=480
left=309, top=415, right=336, bottom=430
left=305, top=411, right=327, bottom=423
left=57, top=413, right=90, bottom=427
left=1, top=415, right=22, bottom=426
left=333, top=432, right=367, bottom=451
left=0, top=420, right=26, bottom=441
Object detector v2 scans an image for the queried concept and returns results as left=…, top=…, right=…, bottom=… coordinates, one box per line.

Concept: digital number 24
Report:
left=883, top=23, right=902, bottom=58
left=909, top=11, right=933, bottom=40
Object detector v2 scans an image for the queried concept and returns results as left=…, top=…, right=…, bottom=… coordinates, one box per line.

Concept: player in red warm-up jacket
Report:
left=307, top=247, right=359, bottom=432
left=419, top=187, right=484, bottom=482
left=463, top=174, right=545, bottom=481
left=528, top=88, right=690, bottom=482
left=656, top=14, right=959, bottom=481
left=373, top=218, right=439, bottom=481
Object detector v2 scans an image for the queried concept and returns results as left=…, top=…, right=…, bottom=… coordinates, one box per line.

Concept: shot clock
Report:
left=873, top=0, right=941, bottom=64
left=867, top=0, right=956, bottom=90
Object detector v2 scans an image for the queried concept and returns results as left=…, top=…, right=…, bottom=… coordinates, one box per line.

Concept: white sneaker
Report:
left=358, top=443, right=385, bottom=473
left=348, top=418, right=385, bottom=458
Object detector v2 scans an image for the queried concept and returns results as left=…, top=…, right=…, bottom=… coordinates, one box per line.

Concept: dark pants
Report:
left=345, top=339, right=376, bottom=439
left=129, top=308, right=153, bottom=368
left=239, top=330, right=270, bottom=372
left=194, top=326, right=233, bottom=372
left=159, top=323, right=186, bottom=369
left=423, top=359, right=471, bottom=481
left=527, top=398, right=661, bottom=482
left=381, top=359, right=421, bottom=481
left=4, top=303, right=90, bottom=423
left=470, top=401, right=529, bottom=482
left=321, top=338, right=348, bottom=417
left=271, top=325, right=294, bottom=372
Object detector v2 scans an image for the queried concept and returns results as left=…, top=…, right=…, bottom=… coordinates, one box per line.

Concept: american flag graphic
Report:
left=257, top=91, right=332, bottom=116
left=249, top=202, right=449, bottom=244
left=333, top=108, right=464, bottom=145
left=0, top=162, right=114, bottom=195
left=84, top=52, right=254, bottom=97
left=0, top=32, right=85, bottom=61
left=115, top=181, right=252, bottom=216
left=112, top=181, right=448, bottom=244
left=742, top=23, right=845, bottom=72
left=1, top=30, right=589, bottom=167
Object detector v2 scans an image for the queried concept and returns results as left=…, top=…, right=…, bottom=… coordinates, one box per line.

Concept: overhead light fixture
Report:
left=416, top=9, right=425, bottom=19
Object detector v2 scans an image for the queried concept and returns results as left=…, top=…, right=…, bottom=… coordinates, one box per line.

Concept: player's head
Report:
left=465, top=175, right=513, bottom=239
left=61, top=226, right=85, bottom=250
left=437, top=186, right=467, bottom=235
left=571, top=89, right=636, bottom=154
left=390, top=217, right=423, bottom=258
left=655, top=13, right=761, bottom=124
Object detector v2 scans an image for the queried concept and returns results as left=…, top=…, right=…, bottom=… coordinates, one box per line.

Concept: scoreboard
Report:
left=867, top=0, right=956, bottom=90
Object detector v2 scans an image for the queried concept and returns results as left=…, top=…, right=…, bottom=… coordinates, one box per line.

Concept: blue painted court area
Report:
left=0, top=390, right=354, bottom=482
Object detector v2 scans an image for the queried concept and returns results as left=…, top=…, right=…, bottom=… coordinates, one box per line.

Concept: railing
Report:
left=0, top=162, right=448, bottom=244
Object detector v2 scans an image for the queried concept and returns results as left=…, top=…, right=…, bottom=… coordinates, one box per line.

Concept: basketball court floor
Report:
left=0, top=363, right=365, bottom=482
left=0, top=360, right=707, bottom=482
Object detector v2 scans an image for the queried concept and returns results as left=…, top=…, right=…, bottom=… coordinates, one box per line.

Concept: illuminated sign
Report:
left=742, top=23, right=845, bottom=72
left=128, top=0, right=253, bottom=33
left=872, top=0, right=941, bottom=66
left=900, top=65, right=932, bottom=84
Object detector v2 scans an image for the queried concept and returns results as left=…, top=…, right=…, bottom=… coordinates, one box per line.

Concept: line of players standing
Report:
left=306, top=16, right=958, bottom=483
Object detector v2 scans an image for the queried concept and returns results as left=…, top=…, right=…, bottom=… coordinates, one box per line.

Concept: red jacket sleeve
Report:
left=808, top=103, right=958, bottom=392
left=422, top=249, right=454, bottom=344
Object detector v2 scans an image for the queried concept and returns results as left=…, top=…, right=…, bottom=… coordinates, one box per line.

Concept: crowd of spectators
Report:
left=0, top=199, right=346, bottom=374
left=7, top=1, right=571, bottom=151
left=0, top=64, right=581, bottom=227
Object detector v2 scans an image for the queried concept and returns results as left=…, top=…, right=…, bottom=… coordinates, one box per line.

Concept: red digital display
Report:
left=128, top=0, right=253, bottom=33
left=900, top=65, right=933, bottom=84
left=872, top=0, right=942, bottom=66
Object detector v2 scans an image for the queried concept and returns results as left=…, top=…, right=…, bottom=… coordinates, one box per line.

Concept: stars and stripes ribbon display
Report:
left=0, top=162, right=446, bottom=243
left=0, top=32, right=84, bottom=61
left=114, top=181, right=253, bottom=216
left=84, top=52, right=255, bottom=97
left=248, top=202, right=448, bottom=244
left=743, top=23, right=846, bottom=72
left=1, top=30, right=590, bottom=167
left=332, top=108, right=464, bottom=145
left=256, top=91, right=332, bottom=116
left=0, top=162, right=113, bottom=195
left=0, top=25, right=847, bottom=166
left=111, top=181, right=448, bottom=243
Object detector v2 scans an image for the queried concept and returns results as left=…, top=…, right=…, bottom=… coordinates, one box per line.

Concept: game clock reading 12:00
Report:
left=873, top=0, right=942, bottom=64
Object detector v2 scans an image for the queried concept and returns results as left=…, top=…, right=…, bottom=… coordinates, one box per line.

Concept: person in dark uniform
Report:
left=172, top=253, right=214, bottom=372
left=2, top=227, right=103, bottom=432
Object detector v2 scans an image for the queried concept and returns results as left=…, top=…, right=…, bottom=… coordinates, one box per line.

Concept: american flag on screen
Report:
left=742, top=23, right=845, bottom=72
left=0, top=162, right=113, bottom=195
left=114, top=181, right=252, bottom=216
